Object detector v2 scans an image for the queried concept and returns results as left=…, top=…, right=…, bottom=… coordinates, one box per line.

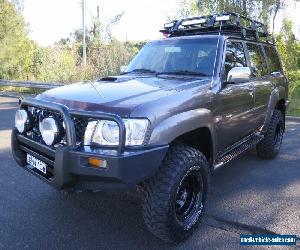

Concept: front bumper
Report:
left=11, top=97, right=168, bottom=192
left=12, top=129, right=168, bottom=191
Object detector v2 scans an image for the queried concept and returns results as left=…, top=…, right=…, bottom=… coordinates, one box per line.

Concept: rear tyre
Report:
left=141, top=144, right=210, bottom=243
left=256, top=109, right=284, bottom=159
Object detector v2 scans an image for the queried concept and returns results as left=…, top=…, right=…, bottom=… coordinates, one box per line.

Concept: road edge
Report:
left=286, top=116, right=300, bottom=122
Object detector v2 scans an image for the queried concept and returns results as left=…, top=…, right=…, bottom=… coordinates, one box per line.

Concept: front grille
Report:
left=73, top=117, right=89, bottom=144
left=25, top=107, right=89, bottom=147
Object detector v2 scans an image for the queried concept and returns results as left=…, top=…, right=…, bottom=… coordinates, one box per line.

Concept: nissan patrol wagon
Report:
left=12, top=12, right=288, bottom=243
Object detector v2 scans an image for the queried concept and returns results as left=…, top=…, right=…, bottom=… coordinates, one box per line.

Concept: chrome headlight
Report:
left=15, top=109, right=32, bottom=133
left=39, top=117, right=63, bottom=146
left=84, top=119, right=149, bottom=146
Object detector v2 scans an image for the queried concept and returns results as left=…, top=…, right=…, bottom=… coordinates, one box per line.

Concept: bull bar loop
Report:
left=20, top=98, right=126, bottom=154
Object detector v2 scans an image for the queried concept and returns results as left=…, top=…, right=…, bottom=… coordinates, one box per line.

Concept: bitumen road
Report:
left=0, top=95, right=299, bottom=250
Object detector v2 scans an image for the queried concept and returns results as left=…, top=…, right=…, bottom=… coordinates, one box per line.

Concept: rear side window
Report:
left=223, top=41, right=247, bottom=78
left=264, top=46, right=282, bottom=73
left=246, top=43, right=268, bottom=77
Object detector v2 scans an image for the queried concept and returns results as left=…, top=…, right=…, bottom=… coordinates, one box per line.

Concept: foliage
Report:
left=33, top=46, right=78, bottom=83
left=0, top=0, right=36, bottom=80
left=0, top=1, right=142, bottom=83
left=52, top=12, right=141, bottom=82
left=275, top=20, right=300, bottom=87
left=86, top=38, right=138, bottom=80
left=173, top=0, right=284, bottom=27
left=275, top=19, right=300, bottom=72
left=30, top=38, right=139, bottom=83
left=274, top=18, right=300, bottom=115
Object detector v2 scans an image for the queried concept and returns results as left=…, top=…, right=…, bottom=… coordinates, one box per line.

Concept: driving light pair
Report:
left=15, top=109, right=64, bottom=146
left=84, top=119, right=149, bottom=146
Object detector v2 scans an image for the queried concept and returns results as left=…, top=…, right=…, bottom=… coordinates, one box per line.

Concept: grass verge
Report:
left=0, top=86, right=43, bottom=95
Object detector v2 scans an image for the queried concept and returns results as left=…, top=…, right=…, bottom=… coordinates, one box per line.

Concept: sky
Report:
left=273, top=0, right=300, bottom=36
left=22, top=0, right=300, bottom=46
left=23, top=0, right=182, bottom=46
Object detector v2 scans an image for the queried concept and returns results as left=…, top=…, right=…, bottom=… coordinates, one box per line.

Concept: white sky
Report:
left=23, top=0, right=300, bottom=46
left=23, top=0, right=182, bottom=45
left=274, top=0, right=300, bottom=36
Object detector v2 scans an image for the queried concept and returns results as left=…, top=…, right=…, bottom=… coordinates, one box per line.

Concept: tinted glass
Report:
left=264, top=46, right=282, bottom=73
left=125, top=38, right=219, bottom=76
left=246, top=43, right=268, bottom=77
left=224, top=41, right=246, bottom=78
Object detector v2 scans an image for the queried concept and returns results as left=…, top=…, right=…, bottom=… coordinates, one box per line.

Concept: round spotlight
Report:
left=39, top=117, right=63, bottom=146
left=15, top=109, right=32, bottom=133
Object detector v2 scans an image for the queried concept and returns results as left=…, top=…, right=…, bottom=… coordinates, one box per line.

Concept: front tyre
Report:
left=141, top=144, right=210, bottom=243
left=256, top=109, right=285, bottom=159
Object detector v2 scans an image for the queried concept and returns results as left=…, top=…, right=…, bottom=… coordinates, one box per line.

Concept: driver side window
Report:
left=223, top=41, right=247, bottom=80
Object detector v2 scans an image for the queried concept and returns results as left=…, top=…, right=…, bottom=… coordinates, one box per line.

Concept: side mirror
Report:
left=226, top=67, right=251, bottom=84
left=120, top=65, right=127, bottom=73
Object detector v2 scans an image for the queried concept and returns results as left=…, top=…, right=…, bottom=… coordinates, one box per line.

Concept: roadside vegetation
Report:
left=0, top=1, right=142, bottom=83
left=276, top=20, right=300, bottom=116
left=0, top=0, right=299, bottom=115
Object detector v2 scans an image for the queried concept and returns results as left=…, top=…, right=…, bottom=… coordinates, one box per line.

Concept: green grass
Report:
left=288, top=98, right=300, bottom=116
left=0, top=86, right=43, bottom=95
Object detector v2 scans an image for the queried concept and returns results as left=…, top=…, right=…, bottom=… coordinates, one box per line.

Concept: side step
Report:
left=214, top=133, right=264, bottom=170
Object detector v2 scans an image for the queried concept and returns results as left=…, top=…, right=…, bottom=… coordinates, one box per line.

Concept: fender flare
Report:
left=261, top=87, right=280, bottom=133
left=148, top=108, right=216, bottom=159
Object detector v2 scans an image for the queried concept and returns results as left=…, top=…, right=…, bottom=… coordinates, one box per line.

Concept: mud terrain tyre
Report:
left=256, top=109, right=284, bottom=159
left=141, top=144, right=210, bottom=243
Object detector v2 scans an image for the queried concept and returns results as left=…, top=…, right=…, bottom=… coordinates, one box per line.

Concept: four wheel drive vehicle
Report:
left=12, top=12, right=289, bottom=243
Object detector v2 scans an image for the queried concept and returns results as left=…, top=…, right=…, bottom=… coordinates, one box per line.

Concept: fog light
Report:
left=15, top=109, right=32, bottom=133
left=39, top=117, right=63, bottom=146
left=88, top=158, right=107, bottom=169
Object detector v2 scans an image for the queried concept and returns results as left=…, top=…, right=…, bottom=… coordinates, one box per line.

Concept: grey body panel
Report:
left=251, top=77, right=274, bottom=128
left=261, top=76, right=288, bottom=133
left=132, top=83, right=214, bottom=142
left=215, top=81, right=255, bottom=151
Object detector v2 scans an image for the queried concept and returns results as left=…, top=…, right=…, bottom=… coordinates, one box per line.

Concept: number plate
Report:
left=27, top=154, right=47, bottom=174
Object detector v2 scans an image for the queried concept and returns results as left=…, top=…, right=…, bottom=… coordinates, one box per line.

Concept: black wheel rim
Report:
left=274, top=122, right=284, bottom=150
left=175, top=167, right=205, bottom=225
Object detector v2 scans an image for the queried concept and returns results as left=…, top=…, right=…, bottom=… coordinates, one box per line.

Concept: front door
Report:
left=216, top=40, right=255, bottom=152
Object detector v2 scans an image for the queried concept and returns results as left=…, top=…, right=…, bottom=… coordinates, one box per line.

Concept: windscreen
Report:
left=125, top=38, right=219, bottom=76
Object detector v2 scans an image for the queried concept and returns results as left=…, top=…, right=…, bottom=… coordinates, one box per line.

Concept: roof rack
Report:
left=160, top=12, right=272, bottom=42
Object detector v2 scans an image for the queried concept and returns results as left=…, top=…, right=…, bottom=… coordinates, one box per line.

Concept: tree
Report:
left=172, top=0, right=286, bottom=31
left=0, top=0, right=35, bottom=80
left=0, top=1, right=142, bottom=83
left=276, top=19, right=299, bottom=71
left=34, top=46, right=78, bottom=83
left=276, top=19, right=300, bottom=91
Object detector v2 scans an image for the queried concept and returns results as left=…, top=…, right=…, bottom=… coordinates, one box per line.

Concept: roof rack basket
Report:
left=160, top=12, right=272, bottom=42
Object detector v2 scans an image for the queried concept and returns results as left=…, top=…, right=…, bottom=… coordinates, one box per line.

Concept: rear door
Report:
left=216, top=40, right=255, bottom=151
left=245, top=42, right=274, bottom=128
left=263, top=45, right=286, bottom=90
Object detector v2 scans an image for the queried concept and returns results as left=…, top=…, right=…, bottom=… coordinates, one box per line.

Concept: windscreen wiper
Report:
left=157, top=70, right=207, bottom=76
left=122, top=68, right=157, bottom=74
